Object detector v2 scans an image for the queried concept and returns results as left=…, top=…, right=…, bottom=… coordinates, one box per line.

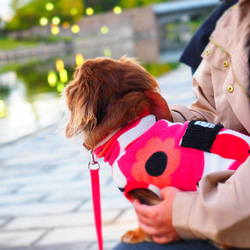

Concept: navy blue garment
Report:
left=113, top=240, right=219, bottom=250
left=179, top=0, right=238, bottom=74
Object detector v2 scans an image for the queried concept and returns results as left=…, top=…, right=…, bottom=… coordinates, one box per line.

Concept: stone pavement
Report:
left=0, top=65, right=194, bottom=250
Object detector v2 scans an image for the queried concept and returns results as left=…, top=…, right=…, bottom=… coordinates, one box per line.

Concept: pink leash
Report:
left=89, top=153, right=103, bottom=250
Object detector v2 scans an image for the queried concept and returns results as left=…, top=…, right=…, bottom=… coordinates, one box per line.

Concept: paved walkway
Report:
left=0, top=65, right=194, bottom=250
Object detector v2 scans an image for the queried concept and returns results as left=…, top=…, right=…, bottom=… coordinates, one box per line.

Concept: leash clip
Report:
left=88, top=152, right=100, bottom=170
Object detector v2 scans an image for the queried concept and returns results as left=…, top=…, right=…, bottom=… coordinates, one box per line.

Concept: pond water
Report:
left=0, top=52, right=80, bottom=144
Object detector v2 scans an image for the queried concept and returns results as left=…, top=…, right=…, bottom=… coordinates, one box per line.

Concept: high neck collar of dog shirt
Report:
left=94, top=114, right=157, bottom=165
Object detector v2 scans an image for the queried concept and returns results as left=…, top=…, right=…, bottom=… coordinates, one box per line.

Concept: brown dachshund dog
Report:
left=64, top=56, right=172, bottom=243
left=64, top=56, right=234, bottom=249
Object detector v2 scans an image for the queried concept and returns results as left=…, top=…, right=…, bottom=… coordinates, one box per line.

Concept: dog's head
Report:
left=64, top=56, right=171, bottom=149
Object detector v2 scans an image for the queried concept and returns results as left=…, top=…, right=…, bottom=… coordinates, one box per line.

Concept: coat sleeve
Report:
left=169, top=58, right=218, bottom=124
left=172, top=156, right=250, bottom=248
left=170, top=57, right=220, bottom=125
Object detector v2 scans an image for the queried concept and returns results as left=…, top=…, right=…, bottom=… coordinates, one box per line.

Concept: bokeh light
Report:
left=52, top=17, right=61, bottom=25
left=75, top=54, right=84, bottom=66
left=113, top=6, right=122, bottom=15
left=51, top=26, right=60, bottom=35
left=0, top=100, right=5, bottom=118
left=45, top=2, right=54, bottom=11
left=100, top=26, right=109, bottom=34
left=104, top=47, right=112, bottom=57
left=39, top=17, right=48, bottom=26
left=59, top=69, right=68, bottom=83
left=86, top=7, right=94, bottom=16
left=48, top=71, right=57, bottom=86
left=62, top=22, right=70, bottom=29
left=56, top=59, right=64, bottom=71
left=71, top=25, right=80, bottom=33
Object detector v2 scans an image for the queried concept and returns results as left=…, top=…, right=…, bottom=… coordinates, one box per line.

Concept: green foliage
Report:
left=0, top=38, right=38, bottom=50
left=6, top=0, right=84, bottom=31
left=21, top=35, right=73, bottom=44
left=143, top=62, right=179, bottom=77
left=119, top=0, right=166, bottom=9
left=0, top=86, right=10, bottom=99
left=84, top=0, right=169, bottom=12
left=84, top=0, right=120, bottom=13
left=5, top=0, right=173, bottom=31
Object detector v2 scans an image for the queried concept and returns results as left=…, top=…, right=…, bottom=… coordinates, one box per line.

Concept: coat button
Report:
left=223, top=61, right=229, bottom=67
left=227, top=86, right=234, bottom=93
left=205, top=50, right=210, bottom=56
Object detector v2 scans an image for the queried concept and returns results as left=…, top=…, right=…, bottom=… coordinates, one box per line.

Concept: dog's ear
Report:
left=64, top=74, right=98, bottom=138
left=145, top=91, right=172, bottom=121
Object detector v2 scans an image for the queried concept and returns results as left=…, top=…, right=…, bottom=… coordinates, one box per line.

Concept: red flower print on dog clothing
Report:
left=95, top=115, right=250, bottom=201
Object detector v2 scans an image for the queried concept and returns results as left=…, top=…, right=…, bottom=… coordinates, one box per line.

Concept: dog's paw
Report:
left=121, top=227, right=152, bottom=244
left=213, top=243, right=233, bottom=250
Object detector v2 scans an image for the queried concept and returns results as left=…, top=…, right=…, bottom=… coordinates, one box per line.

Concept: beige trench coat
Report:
left=170, top=0, right=250, bottom=248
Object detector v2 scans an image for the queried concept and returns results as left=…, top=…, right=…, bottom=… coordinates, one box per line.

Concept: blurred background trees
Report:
left=5, top=0, right=171, bottom=31
left=120, top=0, right=163, bottom=9
left=6, top=0, right=84, bottom=31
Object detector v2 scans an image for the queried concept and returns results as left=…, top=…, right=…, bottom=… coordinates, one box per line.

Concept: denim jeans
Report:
left=113, top=240, right=219, bottom=250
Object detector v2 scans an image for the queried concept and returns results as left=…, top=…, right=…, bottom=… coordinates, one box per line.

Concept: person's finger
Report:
left=133, top=200, right=159, bottom=226
left=138, top=220, right=160, bottom=236
left=133, top=199, right=154, bottom=219
left=134, top=199, right=170, bottom=232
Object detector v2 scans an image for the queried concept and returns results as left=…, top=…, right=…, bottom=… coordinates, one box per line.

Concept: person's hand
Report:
left=133, top=186, right=181, bottom=244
